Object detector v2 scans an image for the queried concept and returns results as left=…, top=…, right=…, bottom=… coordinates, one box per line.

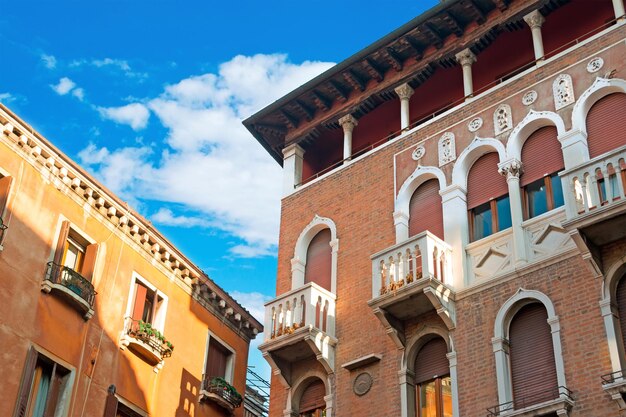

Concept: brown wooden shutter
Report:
left=103, top=387, right=119, bottom=417
left=81, top=243, right=99, bottom=281
left=52, top=221, right=70, bottom=265
left=587, top=93, right=626, bottom=159
left=509, top=303, right=558, bottom=407
left=0, top=175, right=13, bottom=216
left=520, top=127, right=564, bottom=186
left=414, top=337, right=449, bottom=384
left=13, top=347, right=38, bottom=417
left=43, top=364, right=61, bottom=417
left=205, top=340, right=229, bottom=379
left=131, top=283, right=148, bottom=321
left=409, top=179, right=444, bottom=239
left=299, top=379, right=326, bottom=412
left=305, top=229, right=332, bottom=291
left=616, top=274, right=626, bottom=351
left=467, top=153, right=508, bottom=209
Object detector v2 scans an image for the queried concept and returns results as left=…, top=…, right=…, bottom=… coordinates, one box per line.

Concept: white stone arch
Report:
left=505, top=110, right=566, bottom=161
left=451, top=136, right=507, bottom=190
left=572, top=76, right=626, bottom=135
left=600, top=255, right=626, bottom=375
left=492, top=289, right=567, bottom=406
left=292, top=215, right=339, bottom=294
left=398, top=325, right=459, bottom=417
left=287, top=370, right=333, bottom=417
left=394, top=165, right=447, bottom=243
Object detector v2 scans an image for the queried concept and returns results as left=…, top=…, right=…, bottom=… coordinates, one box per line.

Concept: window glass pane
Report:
left=441, top=377, right=453, bottom=417
left=472, top=203, right=492, bottom=241
left=64, top=242, right=80, bottom=269
left=550, top=174, right=564, bottom=209
left=418, top=381, right=437, bottom=417
left=609, top=174, right=620, bottom=200
left=526, top=179, right=548, bottom=218
left=496, top=196, right=512, bottom=231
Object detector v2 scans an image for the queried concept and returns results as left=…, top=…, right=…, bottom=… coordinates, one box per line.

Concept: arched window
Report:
left=615, top=274, right=626, bottom=355
left=409, top=178, right=444, bottom=239
left=414, top=337, right=452, bottom=417
left=586, top=93, right=626, bottom=159
left=467, top=152, right=511, bottom=241
left=305, top=229, right=332, bottom=291
left=520, top=126, right=565, bottom=219
left=509, top=303, right=558, bottom=408
left=299, top=379, right=326, bottom=417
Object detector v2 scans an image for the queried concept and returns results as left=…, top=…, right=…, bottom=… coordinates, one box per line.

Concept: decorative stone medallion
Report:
left=353, top=372, right=373, bottom=396
left=438, top=132, right=456, bottom=166
left=468, top=117, right=483, bottom=132
left=586, top=57, right=604, bottom=73
left=522, top=90, right=538, bottom=106
left=412, top=145, right=426, bottom=161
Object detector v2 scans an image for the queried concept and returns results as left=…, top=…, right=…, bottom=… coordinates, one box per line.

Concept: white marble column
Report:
left=282, top=144, right=305, bottom=196
left=455, top=48, right=476, bottom=100
left=492, top=337, right=513, bottom=405
left=440, top=185, right=469, bottom=288
left=612, top=0, right=625, bottom=21
left=498, top=159, right=527, bottom=265
left=600, top=298, right=626, bottom=375
left=558, top=128, right=590, bottom=170
left=395, top=83, right=414, bottom=130
left=338, top=114, right=358, bottom=163
left=447, top=351, right=460, bottom=417
left=523, top=10, right=546, bottom=63
left=399, top=369, right=416, bottom=417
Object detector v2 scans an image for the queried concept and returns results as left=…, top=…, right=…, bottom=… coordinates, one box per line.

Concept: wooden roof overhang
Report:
left=243, top=0, right=569, bottom=165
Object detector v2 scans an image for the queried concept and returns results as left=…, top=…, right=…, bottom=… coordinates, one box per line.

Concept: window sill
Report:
left=500, top=396, right=574, bottom=417
left=602, top=378, right=626, bottom=409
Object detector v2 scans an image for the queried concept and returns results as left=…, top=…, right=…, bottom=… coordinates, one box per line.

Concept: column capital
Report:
left=498, top=158, right=523, bottom=180
left=394, top=83, right=415, bottom=101
left=338, top=114, right=358, bottom=131
left=282, top=143, right=305, bottom=159
left=455, top=48, right=476, bottom=66
left=523, top=10, right=545, bottom=29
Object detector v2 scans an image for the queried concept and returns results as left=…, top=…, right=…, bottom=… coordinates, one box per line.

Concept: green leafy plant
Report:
left=134, top=320, right=174, bottom=352
left=209, top=377, right=243, bottom=402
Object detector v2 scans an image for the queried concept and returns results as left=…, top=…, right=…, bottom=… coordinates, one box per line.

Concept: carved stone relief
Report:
left=468, top=117, right=483, bottom=132
left=522, top=90, right=538, bottom=106
left=412, top=145, right=426, bottom=161
left=438, top=132, right=456, bottom=166
left=586, top=57, right=604, bottom=73
left=553, top=74, right=575, bottom=110
left=494, top=104, right=513, bottom=135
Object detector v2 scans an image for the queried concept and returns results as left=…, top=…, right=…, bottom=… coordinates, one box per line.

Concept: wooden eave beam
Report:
left=279, top=109, right=299, bottom=129
left=445, top=11, right=464, bottom=37
left=343, top=69, right=366, bottom=92
left=254, top=123, right=286, bottom=137
left=403, top=36, right=425, bottom=61
left=294, top=99, right=315, bottom=121
left=311, top=90, right=332, bottom=111
left=363, top=58, right=385, bottom=81
left=422, top=22, right=444, bottom=49
left=492, top=0, right=509, bottom=11
left=328, top=80, right=350, bottom=102
left=469, top=0, right=487, bottom=24
left=384, top=47, right=403, bottom=71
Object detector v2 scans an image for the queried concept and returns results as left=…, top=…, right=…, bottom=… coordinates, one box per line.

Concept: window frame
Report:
left=124, top=272, right=168, bottom=332
left=415, top=375, right=452, bottom=417
left=522, top=173, right=564, bottom=220
left=468, top=194, right=512, bottom=242
left=203, top=332, right=235, bottom=384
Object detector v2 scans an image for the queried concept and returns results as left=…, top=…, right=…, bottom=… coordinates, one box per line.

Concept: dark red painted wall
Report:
left=408, top=65, right=464, bottom=125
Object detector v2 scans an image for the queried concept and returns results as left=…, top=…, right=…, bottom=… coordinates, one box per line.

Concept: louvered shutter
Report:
left=586, top=93, right=626, bottom=159
left=409, top=179, right=444, bottom=239
left=616, top=275, right=626, bottom=352
left=206, top=340, right=229, bottom=379
left=81, top=243, right=99, bottom=281
left=414, top=337, right=449, bottom=384
left=52, top=221, right=70, bottom=265
left=13, top=347, right=38, bottom=417
left=43, top=364, right=61, bottom=417
left=0, top=175, right=13, bottom=216
left=102, top=390, right=118, bottom=417
left=305, top=229, right=332, bottom=291
left=520, top=127, right=564, bottom=186
left=509, top=303, right=558, bottom=408
left=131, top=283, right=147, bottom=322
left=299, top=379, right=326, bottom=412
left=467, top=153, right=508, bottom=209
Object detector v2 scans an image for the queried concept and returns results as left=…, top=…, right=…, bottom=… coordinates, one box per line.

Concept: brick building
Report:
left=0, top=104, right=263, bottom=417
left=243, top=0, right=626, bottom=416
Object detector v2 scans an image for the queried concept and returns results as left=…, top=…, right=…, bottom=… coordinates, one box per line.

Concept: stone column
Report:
left=338, top=114, right=358, bottom=163
left=492, top=337, right=512, bottom=405
left=395, top=83, right=414, bottom=130
left=455, top=48, right=476, bottom=100
left=558, top=128, right=590, bottom=170
left=612, top=0, right=625, bottom=21
left=440, top=185, right=469, bottom=288
left=600, top=298, right=626, bottom=375
left=393, top=210, right=410, bottom=244
left=523, top=10, right=546, bottom=63
left=447, top=351, right=460, bottom=417
left=399, top=369, right=416, bottom=417
left=498, top=159, right=527, bottom=265
left=282, top=144, right=305, bottom=196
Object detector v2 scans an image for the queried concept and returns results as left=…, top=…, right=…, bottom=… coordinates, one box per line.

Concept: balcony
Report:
left=259, top=282, right=336, bottom=387
left=200, top=376, right=243, bottom=412
left=41, top=261, right=96, bottom=319
left=119, top=317, right=173, bottom=371
left=560, top=145, right=626, bottom=274
left=486, top=386, right=574, bottom=417
left=0, top=216, right=7, bottom=250
left=368, top=231, right=455, bottom=348
left=602, top=370, right=626, bottom=410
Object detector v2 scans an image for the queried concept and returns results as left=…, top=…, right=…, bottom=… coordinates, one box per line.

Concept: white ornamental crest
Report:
left=586, top=57, right=604, bottom=73
left=438, top=132, right=456, bottom=166
left=468, top=117, right=483, bottom=132
left=412, top=145, right=426, bottom=161
left=553, top=74, right=575, bottom=110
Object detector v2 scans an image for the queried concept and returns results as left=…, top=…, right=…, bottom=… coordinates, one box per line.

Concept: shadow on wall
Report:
left=176, top=368, right=200, bottom=417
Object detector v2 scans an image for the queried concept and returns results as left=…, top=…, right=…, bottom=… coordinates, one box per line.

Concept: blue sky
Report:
left=0, top=0, right=437, bottom=382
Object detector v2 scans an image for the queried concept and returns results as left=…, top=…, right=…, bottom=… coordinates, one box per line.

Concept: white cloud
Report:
left=70, top=57, right=147, bottom=79
left=41, top=54, right=57, bottom=69
left=0, top=93, right=15, bottom=104
left=97, top=103, right=150, bottom=130
left=81, top=53, right=334, bottom=257
left=72, top=87, right=85, bottom=101
left=151, top=208, right=213, bottom=228
left=51, top=77, right=76, bottom=95
left=229, top=291, right=272, bottom=323
left=92, top=58, right=131, bottom=71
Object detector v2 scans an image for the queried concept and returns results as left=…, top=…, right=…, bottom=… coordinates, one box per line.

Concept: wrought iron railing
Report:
left=0, top=216, right=7, bottom=243
left=201, top=376, right=243, bottom=408
left=44, top=261, right=96, bottom=306
left=122, top=318, right=173, bottom=359
left=486, top=386, right=573, bottom=416
left=602, top=370, right=626, bottom=385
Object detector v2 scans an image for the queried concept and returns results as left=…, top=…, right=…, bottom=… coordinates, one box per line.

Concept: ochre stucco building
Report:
left=244, top=0, right=626, bottom=416
left=0, top=104, right=263, bottom=417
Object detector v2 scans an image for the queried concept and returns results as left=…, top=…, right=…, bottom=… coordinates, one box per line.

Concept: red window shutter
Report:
left=467, top=153, right=508, bottom=209
left=586, top=93, right=626, bottom=159
left=131, top=283, right=148, bottom=322
left=409, top=179, right=444, bottom=239
left=520, top=127, right=564, bottom=186
left=102, top=390, right=119, bottom=417
left=305, top=229, right=332, bottom=291
left=616, top=275, right=626, bottom=351
left=81, top=243, right=100, bottom=281
left=299, top=379, right=326, bottom=412
left=0, top=175, right=13, bottom=216
left=205, top=340, right=229, bottom=379
left=52, top=221, right=70, bottom=265
left=13, top=347, right=38, bottom=417
left=414, top=337, right=449, bottom=384
left=509, top=303, right=558, bottom=408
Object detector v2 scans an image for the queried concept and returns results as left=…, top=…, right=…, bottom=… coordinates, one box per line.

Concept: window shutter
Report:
left=131, top=284, right=148, bottom=322
left=409, top=179, right=444, bottom=239
left=0, top=175, right=13, bottom=216
left=102, top=390, right=118, bottom=417
left=616, top=275, right=626, bottom=351
left=81, top=243, right=99, bottom=281
left=586, top=93, right=626, bottom=159
left=52, top=221, right=70, bottom=265
left=43, top=364, right=61, bottom=417
left=299, top=379, right=326, bottom=412
left=305, top=229, right=332, bottom=291
left=414, top=337, right=449, bottom=384
left=520, top=127, right=564, bottom=186
left=13, top=347, right=38, bottom=417
left=509, top=303, right=558, bottom=408
left=467, top=153, right=508, bottom=209
left=205, top=340, right=229, bottom=379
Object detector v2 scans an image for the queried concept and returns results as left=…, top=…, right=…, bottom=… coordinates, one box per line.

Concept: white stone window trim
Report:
left=492, top=289, right=568, bottom=408
left=571, top=76, right=626, bottom=139
left=28, top=344, right=76, bottom=417
left=600, top=257, right=626, bottom=375
left=203, top=331, right=236, bottom=384
left=284, top=371, right=333, bottom=417
left=505, top=110, right=566, bottom=162
left=123, top=271, right=169, bottom=333
left=291, top=215, right=339, bottom=294
left=451, top=136, right=507, bottom=190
